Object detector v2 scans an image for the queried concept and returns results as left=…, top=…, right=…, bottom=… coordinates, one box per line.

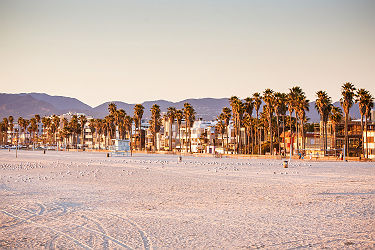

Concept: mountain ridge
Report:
left=0, top=92, right=367, bottom=122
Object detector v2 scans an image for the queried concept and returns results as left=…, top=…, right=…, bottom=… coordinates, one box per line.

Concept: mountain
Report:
left=20, top=93, right=92, bottom=112
left=0, top=93, right=59, bottom=118
left=0, top=92, right=371, bottom=122
left=91, top=98, right=230, bottom=120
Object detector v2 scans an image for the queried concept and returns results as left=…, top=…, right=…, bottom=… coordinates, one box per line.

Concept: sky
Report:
left=0, top=0, right=374, bottom=107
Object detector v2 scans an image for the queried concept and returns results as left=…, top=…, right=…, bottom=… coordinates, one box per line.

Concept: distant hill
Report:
left=20, top=93, right=92, bottom=112
left=0, top=92, right=370, bottom=122
left=0, top=93, right=59, bottom=118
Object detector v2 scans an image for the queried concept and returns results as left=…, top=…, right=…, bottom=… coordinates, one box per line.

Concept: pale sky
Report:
left=0, top=0, right=374, bottom=107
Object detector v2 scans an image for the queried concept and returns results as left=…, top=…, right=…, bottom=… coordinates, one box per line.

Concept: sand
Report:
left=0, top=150, right=374, bottom=249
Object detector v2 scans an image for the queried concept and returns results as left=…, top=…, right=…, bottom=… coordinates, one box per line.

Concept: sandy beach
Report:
left=0, top=150, right=374, bottom=249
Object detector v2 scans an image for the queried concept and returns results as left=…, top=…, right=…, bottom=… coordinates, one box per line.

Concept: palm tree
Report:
left=242, top=114, right=253, bottom=154
left=263, top=89, right=274, bottom=155
left=244, top=97, right=254, bottom=154
left=295, top=95, right=309, bottom=152
left=8, top=116, right=14, bottom=145
left=69, top=115, right=80, bottom=149
left=340, top=82, right=356, bottom=157
left=175, top=109, right=183, bottom=152
left=275, top=93, right=288, bottom=155
left=29, top=118, right=38, bottom=149
left=315, top=90, right=332, bottom=155
left=51, top=115, right=60, bottom=147
left=216, top=115, right=226, bottom=151
left=88, top=119, right=96, bottom=149
left=150, top=104, right=161, bottom=151
left=108, top=102, right=117, bottom=116
left=252, top=93, right=262, bottom=154
left=289, top=86, right=304, bottom=154
left=34, top=114, right=41, bottom=146
left=221, top=107, right=231, bottom=153
left=79, top=115, right=87, bottom=149
left=183, top=103, right=195, bottom=153
left=329, top=106, right=343, bottom=153
left=356, top=89, right=368, bottom=157
left=2, top=118, right=9, bottom=145
left=229, top=96, right=244, bottom=154
left=41, top=117, right=51, bottom=144
left=117, top=109, right=126, bottom=139
left=60, top=117, right=69, bottom=148
left=364, top=92, right=374, bottom=158
left=18, top=117, right=25, bottom=144
left=133, top=104, right=145, bottom=150
left=167, top=107, right=176, bottom=151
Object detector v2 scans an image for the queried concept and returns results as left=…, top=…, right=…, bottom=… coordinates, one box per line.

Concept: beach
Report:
left=0, top=150, right=374, bottom=249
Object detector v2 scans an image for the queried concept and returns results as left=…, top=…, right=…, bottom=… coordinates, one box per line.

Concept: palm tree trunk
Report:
left=226, top=125, right=229, bottom=154
left=185, top=122, right=188, bottom=152
left=269, top=115, right=273, bottom=155
left=296, top=117, right=299, bottom=154
left=365, top=116, right=368, bottom=158
left=324, top=121, right=328, bottom=156
left=360, top=115, right=364, bottom=157
left=282, top=116, right=286, bottom=156
left=169, top=121, right=173, bottom=151
left=345, top=113, right=349, bottom=157
left=276, top=115, right=280, bottom=155
left=289, top=112, right=293, bottom=155
left=251, top=127, right=254, bottom=154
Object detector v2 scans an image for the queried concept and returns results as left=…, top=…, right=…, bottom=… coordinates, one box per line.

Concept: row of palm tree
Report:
left=0, top=83, right=373, bottom=157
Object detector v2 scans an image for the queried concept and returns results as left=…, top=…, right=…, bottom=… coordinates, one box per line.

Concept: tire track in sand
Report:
left=0, top=203, right=45, bottom=230
left=11, top=204, right=133, bottom=249
left=111, top=214, right=153, bottom=250
left=0, top=209, right=92, bottom=249
left=47, top=222, right=88, bottom=249
left=81, top=215, right=109, bottom=249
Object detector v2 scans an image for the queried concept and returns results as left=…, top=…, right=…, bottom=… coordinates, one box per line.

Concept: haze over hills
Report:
left=0, top=93, right=366, bottom=122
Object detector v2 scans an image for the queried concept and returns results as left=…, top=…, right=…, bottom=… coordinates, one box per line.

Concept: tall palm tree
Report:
left=216, top=115, right=226, bottom=151
left=244, top=97, right=254, bottom=154
left=167, top=107, right=176, bottom=151
left=88, top=119, right=96, bottom=149
left=108, top=102, right=117, bottom=116
left=175, top=109, right=183, bottom=152
left=273, top=92, right=286, bottom=155
left=275, top=93, right=288, bottom=155
left=34, top=114, right=41, bottom=145
left=52, top=115, right=60, bottom=146
left=79, top=115, right=87, bottom=149
left=340, top=82, right=356, bottom=157
left=364, top=92, right=374, bottom=158
left=60, top=117, right=69, bottom=148
left=315, top=90, right=332, bottom=155
left=229, top=96, right=244, bottom=154
left=295, top=95, right=309, bottom=152
left=41, top=117, right=51, bottom=144
left=2, top=118, right=9, bottom=145
left=133, top=104, right=145, bottom=150
left=150, top=104, right=161, bottom=151
left=263, top=89, right=274, bottom=155
left=29, top=118, right=38, bottom=149
left=114, top=109, right=126, bottom=139
left=329, top=106, right=343, bottom=153
left=69, top=115, right=80, bottom=149
left=183, top=103, right=195, bottom=153
left=356, top=89, right=368, bottom=157
left=289, top=86, right=305, bottom=154
left=222, top=107, right=231, bottom=153
left=8, top=116, right=14, bottom=145
left=252, top=93, right=262, bottom=154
